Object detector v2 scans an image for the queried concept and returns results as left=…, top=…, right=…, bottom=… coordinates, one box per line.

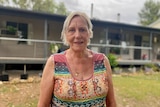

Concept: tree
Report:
left=55, top=2, right=69, bottom=15
left=0, top=0, right=68, bottom=15
left=0, top=0, right=9, bottom=6
left=0, top=0, right=4, bottom=4
left=32, top=0, right=56, bottom=13
left=138, top=0, right=160, bottom=26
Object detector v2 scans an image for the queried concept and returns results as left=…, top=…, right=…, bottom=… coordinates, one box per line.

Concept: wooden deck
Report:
left=0, top=57, right=159, bottom=74
left=117, top=60, right=152, bottom=65
left=0, top=57, right=47, bottom=64
left=0, top=57, right=159, bottom=65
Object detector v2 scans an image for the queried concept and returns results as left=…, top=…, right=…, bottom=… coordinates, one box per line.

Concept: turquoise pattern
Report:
left=52, top=96, right=106, bottom=107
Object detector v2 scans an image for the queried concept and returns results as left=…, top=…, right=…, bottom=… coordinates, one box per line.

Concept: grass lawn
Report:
left=113, top=72, right=160, bottom=107
left=0, top=72, right=160, bottom=107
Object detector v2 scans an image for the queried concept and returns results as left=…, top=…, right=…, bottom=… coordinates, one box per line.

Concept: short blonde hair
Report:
left=61, top=11, right=93, bottom=46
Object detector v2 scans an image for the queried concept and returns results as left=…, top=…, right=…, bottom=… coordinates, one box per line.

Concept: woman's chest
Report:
left=53, top=71, right=108, bottom=101
left=53, top=58, right=108, bottom=100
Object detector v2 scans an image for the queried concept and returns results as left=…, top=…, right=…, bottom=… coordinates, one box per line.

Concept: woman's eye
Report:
left=79, top=28, right=86, bottom=32
left=68, top=29, right=75, bottom=32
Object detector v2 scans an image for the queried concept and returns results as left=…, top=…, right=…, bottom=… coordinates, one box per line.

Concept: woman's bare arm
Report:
left=103, top=55, right=117, bottom=107
left=37, top=56, right=55, bottom=107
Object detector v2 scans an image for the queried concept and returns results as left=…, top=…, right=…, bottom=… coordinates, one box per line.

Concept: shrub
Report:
left=145, top=63, right=160, bottom=72
left=107, top=53, right=118, bottom=68
left=144, top=63, right=154, bottom=68
left=50, top=43, right=61, bottom=53
left=7, top=26, right=17, bottom=34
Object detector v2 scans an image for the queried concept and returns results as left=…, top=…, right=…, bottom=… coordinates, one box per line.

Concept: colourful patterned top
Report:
left=51, top=52, right=109, bottom=107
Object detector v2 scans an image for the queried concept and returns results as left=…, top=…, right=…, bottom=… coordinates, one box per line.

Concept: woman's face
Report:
left=65, top=16, right=90, bottom=51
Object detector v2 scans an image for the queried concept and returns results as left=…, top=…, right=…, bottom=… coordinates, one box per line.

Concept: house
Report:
left=148, top=18, right=160, bottom=29
left=0, top=6, right=160, bottom=71
left=148, top=18, right=160, bottom=62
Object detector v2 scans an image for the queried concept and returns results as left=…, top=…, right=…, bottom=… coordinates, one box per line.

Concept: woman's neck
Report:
left=66, top=48, right=90, bottom=59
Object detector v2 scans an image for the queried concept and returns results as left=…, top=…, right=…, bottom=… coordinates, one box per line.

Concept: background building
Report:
left=0, top=6, right=160, bottom=71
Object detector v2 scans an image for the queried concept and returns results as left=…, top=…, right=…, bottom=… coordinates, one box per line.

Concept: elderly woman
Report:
left=38, top=11, right=116, bottom=107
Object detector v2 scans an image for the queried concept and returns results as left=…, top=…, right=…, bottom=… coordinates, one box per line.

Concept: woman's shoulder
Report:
left=51, top=51, right=66, bottom=62
left=91, top=51, right=106, bottom=60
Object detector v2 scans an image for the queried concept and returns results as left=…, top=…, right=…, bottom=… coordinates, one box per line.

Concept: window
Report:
left=2, top=22, right=18, bottom=35
left=108, top=33, right=121, bottom=45
left=109, top=47, right=120, bottom=54
left=108, top=33, right=121, bottom=54
left=122, top=48, right=129, bottom=55
left=6, top=21, right=28, bottom=44
left=142, top=36, right=149, bottom=47
left=7, top=22, right=17, bottom=28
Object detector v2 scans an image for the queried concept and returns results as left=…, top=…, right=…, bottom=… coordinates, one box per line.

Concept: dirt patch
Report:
left=1, top=71, right=160, bottom=107
left=0, top=70, right=41, bottom=107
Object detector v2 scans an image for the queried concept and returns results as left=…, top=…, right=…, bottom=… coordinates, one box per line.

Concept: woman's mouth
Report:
left=74, top=41, right=83, bottom=45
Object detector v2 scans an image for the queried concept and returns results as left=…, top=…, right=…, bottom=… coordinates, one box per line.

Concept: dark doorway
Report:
left=134, top=35, right=142, bottom=59
left=18, top=23, right=28, bottom=44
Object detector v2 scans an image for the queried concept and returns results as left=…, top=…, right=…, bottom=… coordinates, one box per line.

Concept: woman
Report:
left=37, top=11, right=116, bottom=107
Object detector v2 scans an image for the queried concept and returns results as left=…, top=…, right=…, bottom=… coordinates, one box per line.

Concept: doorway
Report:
left=134, top=35, right=142, bottom=59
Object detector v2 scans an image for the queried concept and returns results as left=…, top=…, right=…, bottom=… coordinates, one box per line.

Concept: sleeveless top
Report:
left=51, top=52, right=109, bottom=107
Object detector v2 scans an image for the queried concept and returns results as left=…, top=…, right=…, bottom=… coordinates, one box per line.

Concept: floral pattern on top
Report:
left=51, top=52, right=108, bottom=107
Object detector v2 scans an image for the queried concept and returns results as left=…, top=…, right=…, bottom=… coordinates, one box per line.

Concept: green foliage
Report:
left=7, top=26, right=17, bottom=34
left=0, top=0, right=9, bottom=5
left=1, top=0, right=68, bottom=15
left=113, top=73, right=160, bottom=102
left=32, top=0, right=56, bottom=14
left=55, top=2, right=69, bottom=15
left=50, top=43, right=61, bottom=53
left=138, top=0, right=160, bottom=26
left=144, top=63, right=160, bottom=71
left=13, top=0, right=29, bottom=9
left=107, top=53, right=118, bottom=68
left=144, top=63, right=155, bottom=68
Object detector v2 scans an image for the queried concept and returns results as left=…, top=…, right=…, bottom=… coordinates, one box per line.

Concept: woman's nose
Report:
left=75, top=30, right=81, bottom=38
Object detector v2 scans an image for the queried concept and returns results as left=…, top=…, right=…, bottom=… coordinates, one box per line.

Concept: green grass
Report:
left=113, top=73, right=160, bottom=101
left=1, top=73, right=160, bottom=107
